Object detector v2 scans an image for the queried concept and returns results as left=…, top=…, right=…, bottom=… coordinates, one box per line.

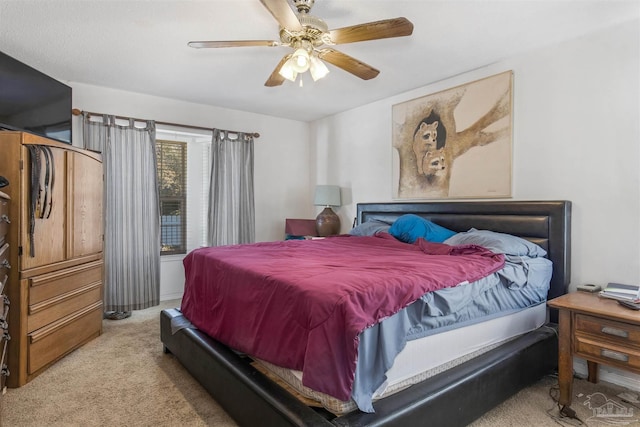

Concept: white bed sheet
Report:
left=373, top=302, right=547, bottom=397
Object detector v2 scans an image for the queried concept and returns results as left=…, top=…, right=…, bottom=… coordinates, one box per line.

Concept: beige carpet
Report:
left=4, top=300, right=640, bottom=426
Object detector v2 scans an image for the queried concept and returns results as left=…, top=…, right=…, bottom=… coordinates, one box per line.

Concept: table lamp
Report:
left=314, top=185, right=341, bottom=236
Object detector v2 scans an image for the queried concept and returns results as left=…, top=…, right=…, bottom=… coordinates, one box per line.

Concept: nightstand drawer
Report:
left=575, top=314, right=640, bottom=345
left=575, top=334, right=640, bottom=372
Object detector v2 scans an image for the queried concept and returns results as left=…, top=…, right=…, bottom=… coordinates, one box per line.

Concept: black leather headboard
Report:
left=356, top=201, right=571, bottom=302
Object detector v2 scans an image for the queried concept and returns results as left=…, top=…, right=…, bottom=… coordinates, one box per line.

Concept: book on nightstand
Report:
left=599, top=282, right=640, bottom=303
left=618, top=300, right=640, bottom=310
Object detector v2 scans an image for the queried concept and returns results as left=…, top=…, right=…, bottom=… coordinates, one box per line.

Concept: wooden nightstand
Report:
left=548, top=292, right=640, bottom=409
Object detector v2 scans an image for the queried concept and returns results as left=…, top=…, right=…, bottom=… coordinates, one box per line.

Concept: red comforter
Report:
left=180, top=234, right=504, bottom=401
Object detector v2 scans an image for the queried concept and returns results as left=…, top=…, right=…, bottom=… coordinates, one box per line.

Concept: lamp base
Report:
left=315, top=207, right=341, bottom=237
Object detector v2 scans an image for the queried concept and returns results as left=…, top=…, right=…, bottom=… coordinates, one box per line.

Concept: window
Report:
left=156, top=128, right=211, bottom=254
left=156, top=140, right=187, bottom=255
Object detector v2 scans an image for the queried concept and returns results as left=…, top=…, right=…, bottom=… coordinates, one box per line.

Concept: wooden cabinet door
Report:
left=67, top=151, right=103, bottom=259
left=20, top=145, right=67, bottom=270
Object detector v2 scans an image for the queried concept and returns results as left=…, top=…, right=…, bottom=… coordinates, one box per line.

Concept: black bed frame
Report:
left=161, top=200, right=571, bottom=426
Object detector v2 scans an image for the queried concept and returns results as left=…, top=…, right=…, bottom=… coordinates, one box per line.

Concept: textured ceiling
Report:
left=0, top=0, right=638, bottom=122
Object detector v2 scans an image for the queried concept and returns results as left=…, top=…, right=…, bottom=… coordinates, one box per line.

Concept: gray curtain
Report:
left=83, top=114, right=161, bottom=312
left=207, top=129, right=255, bottom=246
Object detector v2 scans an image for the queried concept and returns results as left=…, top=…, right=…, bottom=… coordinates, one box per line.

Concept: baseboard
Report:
left=160, top=292, right=183, bottom=302
left=574, top=357, right=640, bottom=392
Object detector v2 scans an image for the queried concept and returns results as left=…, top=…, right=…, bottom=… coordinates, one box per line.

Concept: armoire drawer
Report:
left=28, top=260, right=103, bottom=306
left=28, top=302, right=102, bottom=375
left=27, top=282, right=102, bottom=333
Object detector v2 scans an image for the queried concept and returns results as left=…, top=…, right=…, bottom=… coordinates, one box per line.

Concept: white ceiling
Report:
left=0, top=0, right=638, bottom=122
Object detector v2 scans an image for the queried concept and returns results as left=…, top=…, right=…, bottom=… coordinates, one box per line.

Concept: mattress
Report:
left=255, top=302, right=547, bottom=415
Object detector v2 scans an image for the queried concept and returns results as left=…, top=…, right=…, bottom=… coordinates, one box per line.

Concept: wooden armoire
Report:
left=0, top=131, right=104, bottom=387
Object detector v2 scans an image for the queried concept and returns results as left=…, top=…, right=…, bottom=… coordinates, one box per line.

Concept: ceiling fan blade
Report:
left=259, top=0, right=303, bottom=32
left=318, top=48, right=379, bottom=80
left=328, top=17, right=414, bottom=44
left=188, top=40, right=279, bottom=48
left=265, top=54, right=291, bottom=87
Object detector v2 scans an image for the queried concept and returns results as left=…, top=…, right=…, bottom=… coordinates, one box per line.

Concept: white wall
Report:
left=311, top=18, right=640, bottom=290
left=71, top=83, right=312, bottom=299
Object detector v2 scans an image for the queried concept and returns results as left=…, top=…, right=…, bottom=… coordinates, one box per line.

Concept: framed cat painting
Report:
left=392, top=71, right=513, bottom=199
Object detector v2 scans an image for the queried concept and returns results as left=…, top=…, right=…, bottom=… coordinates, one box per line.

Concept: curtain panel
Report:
left=207, top=129, right=255, bottom=246
left=83, top=114, right=161, bottom=313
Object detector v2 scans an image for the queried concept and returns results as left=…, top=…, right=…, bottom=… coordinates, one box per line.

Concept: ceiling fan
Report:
left=188, top=0, right=414, bottom=87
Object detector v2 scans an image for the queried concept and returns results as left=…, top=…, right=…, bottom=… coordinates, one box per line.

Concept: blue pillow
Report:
left=443, top=228, right=547, bottom=257
left=388, top=214, right=456, bottom=243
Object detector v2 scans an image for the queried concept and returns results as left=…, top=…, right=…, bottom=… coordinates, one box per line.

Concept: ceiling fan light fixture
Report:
left=290, top=47, right=310, bottom=73
left=309, top=55, right=329, bottom=81
left=278, top=61, right=298, bottom=82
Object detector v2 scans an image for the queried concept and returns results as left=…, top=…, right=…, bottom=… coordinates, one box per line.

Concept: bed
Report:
left=160, top=200, right=571, bottom=426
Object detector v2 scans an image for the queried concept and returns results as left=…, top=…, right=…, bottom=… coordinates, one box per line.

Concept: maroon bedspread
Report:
left=180, top=234, right=504, bottom=401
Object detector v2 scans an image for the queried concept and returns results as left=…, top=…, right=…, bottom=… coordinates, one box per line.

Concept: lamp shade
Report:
left=309, top=55, right=330, bottom=81
left=314, top=185, right=341, bottom=207
left=278, top=60, right=297, bottom=82
left=290, top=48, right=310, bottom=73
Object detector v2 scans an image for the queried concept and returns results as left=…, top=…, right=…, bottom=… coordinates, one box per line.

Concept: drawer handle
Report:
left=0, top=215, right=9, bottom=224
left=0, top=260, right=10, bottom=270
left=601, top=348, right=629, bottom=363
left=602, top=326, right=629, bottom=338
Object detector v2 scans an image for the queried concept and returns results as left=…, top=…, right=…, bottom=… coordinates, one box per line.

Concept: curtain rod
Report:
left=71, top=109, right=260, bottom=138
